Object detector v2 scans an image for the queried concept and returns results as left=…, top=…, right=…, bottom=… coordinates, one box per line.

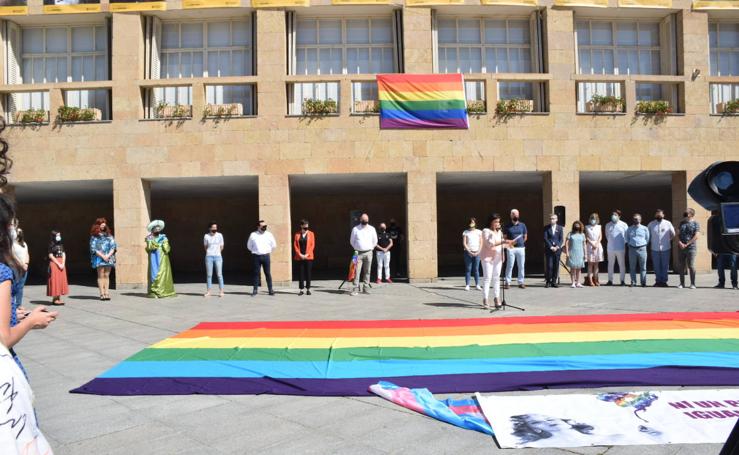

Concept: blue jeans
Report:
left=205, top=256, right=223, bottom=290
left=505, top=247, right=526, bottom=285
left=652, top=249, right=671, bottom=285
left=628, top=245, right=648, bottom=285
left=14, top=270, right=28, bottom=307
left=253, top=254, right=272, bottom=291
left=717, top=254, right=738, bottom=287
left=463, top=251, right=480, bottom=286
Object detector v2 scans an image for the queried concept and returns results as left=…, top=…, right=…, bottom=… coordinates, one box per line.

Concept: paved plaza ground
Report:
left=15, top=273, right=738, bottom=455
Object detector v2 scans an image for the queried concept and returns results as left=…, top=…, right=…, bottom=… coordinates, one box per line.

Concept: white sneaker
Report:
left=690, top=285, right=696, bottom=289
left=576, top=283, right=583, bottom=288
left=475, top=285, right=482, bottom=291
left=571, top=283, right=576, bottom=288
left=677, top=284, right=684, bottom=289
left=465, top=285, right=470, bottom=291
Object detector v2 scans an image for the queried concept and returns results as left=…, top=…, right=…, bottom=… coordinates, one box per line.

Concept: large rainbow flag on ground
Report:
left=72, top=312, right=739, bottom=396
left=377, top=73, right=469, bottom=129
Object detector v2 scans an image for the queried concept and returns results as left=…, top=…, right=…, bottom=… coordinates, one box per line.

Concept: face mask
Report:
left=55, top=234, right=61, bottom=242
left=511, top=217, right=519, bottom=222
left=633, top=219, right=640, bottom=225
left=550, top=219, right=557, bottom=225
left=656, top=215, right=664, bottom=221
left=210, top=228, right=217, bottom=233
left=9, top=227, right=16, bottom=241
left=683, top=212, right=689, bottom=218
left=611, top=215, right=618, bottom=223
left=260, top=226, right=267, bottom=232
left=469, top=223, right=476, bottom=229
left=574, top=226, right=581, bottom=232
left=379, top=228, right=386, bottom=233
left=360, top=220, right=368, bottom=225
left=590, top=219, right=597, bottom=225
left=301, top=226, right=308, bottom=231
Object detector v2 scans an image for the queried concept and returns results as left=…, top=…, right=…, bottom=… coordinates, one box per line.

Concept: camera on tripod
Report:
left=688, top=161, right=739, bottom=255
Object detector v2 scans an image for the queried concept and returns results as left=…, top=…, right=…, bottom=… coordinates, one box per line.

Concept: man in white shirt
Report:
left=647, top=209, right=676, bottom=287
left=604, top=209, right=628, bottom=286
left=247, top=220, right=277, bottom=296
left=349, top=213, right=378, bottom=296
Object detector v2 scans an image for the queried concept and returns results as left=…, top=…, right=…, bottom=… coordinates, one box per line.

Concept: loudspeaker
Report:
left=554, top=205, right=566, bottom=226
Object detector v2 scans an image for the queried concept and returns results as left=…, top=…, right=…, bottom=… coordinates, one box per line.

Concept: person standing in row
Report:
left=350, top=213, right=377, bottom=296
left=626, top=213, right=650, bottom=287
left=11, top=224, right=29, bottom=308
left=565, top=221, right=586, bottom=288
left=503, top=209, right=527, bottom=290
left=375, top=222, right=393, bottom=284
left=388, top=219, right=403, bottom=278
left=293, top=219, right=315, bottom=296
left=204, top=222, right=225, bottom=298
left=715, top=252, right=738, bottom=290
left=480, top=214, right=512, bottom=309
left=247, top=220, right=276, bottom=297
left=47, top=230, right=68, bottom=305
left=584, top=213, right=604, bottom=286
left=605, top=210, right=628, bottom=286
left=146, top=220, right=176, bottom=298
left=677, top=208, right=700, bottom=289
left=462, top=217, right=482, bottom=291
left=648, top=209, right=675, bottom=287
left=90, top=217, right=117, bottom=301
left=544, top=214, right=564, bottom=288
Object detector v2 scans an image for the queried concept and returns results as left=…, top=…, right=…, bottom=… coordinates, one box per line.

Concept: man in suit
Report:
left=544, top=213, right=564, bottom=288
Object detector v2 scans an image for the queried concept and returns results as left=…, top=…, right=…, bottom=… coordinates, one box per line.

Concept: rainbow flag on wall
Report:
left=377, top=74, right=469, bottom=129
left=72, top=312, right=739, bottom=396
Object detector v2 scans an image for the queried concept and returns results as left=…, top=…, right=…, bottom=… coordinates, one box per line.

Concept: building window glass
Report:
left=709, top=23, right=739, bottom=76
left=295, top=18, right=395, bottom=75
left=576, top=20, right=661, bottom=75
left=288, top=81, right=339, bottom=115
left=20, top=25, right=107, bottom=83
left=710, top=83, right=739, bottom=114
left=437, top=18, right=531, bottom=73
left=205, top=84, right=255, bottom=116
left=161, top=20, right=253, bottom=78
left=65, top=89, right=110, bottom=120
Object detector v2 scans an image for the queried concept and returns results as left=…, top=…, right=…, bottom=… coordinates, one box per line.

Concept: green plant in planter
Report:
left=57, top=106, right=95, bottom=122
left=203, top=104, right=238, bottom=119
left=466, top=100, right=486, bottom=114
left=19, top=109, right=47, bottom=124
left=495, top=99, right=532, bottom=116
left=156, top=102, right=190, bottom=118
left=724, top=99, right=739, bottom=114
left=636, top=100, right=672, bottom=115
left=301, top=98, right=338, bottom=115
left=590, top=94, right=624, bottom=112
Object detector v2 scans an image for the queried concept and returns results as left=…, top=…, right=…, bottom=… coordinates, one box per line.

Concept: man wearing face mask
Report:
left=647, top=209, right=675, bottom=287
left=349, top=213, right=377, bottom=296
left=626, top=213, right=650, bottom=287
left=605, top=210, right=628, bottom=286
left=677, top=208, right=700, bottom=289
left=247, top=220, right=276, bottom=297
left=375, top=222, right=394, bottom=284
left=204, top=222, right=225, bottom=297
left=504, top=209, right=528, bottom=289
left=543, top=214, right=564, bottom=288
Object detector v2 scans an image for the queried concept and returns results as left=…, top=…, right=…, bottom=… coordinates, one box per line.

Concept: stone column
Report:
left=111, top=13, right=144, bottom=121
left=259, top=174, right=291, bottom=286
left=543, top=171, right=580, bottom=279
left=679, top=10, right=710, bottom=115
left=402, top=7, right=433, bottom=74
left=113, top=178, right=150, bottom=288
left=256, top=10, right=287, bottom=117
left=544, top=8, right=576, bottom=115
left=406, top=171, right=436, bottom=282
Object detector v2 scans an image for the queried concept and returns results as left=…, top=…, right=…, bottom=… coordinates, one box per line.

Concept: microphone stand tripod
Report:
left=494, top=252, right=525, bottom=312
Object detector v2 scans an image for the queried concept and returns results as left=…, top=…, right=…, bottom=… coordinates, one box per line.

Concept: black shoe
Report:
left=620, top=281, right=626, bottom=286
left=714, top=284, right=725, bottom=289
left=545, top=282, right=550, bottom=288
left=605, top=281, right=613, bottom=286
left=307, top=289, right=312, bottom=295
left=299, top=290, right=304, bottom=296
left=641, top=283, right=647, bottom=288
left=552, top=283, right=559, bottom=288
left=251, top=288, right=258, bottom=296
left=268, top=290, right=275, bottom=296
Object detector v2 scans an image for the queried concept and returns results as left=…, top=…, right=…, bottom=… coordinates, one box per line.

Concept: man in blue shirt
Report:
left=626, top=213, right=650, bottom=287
left=504, top=209, right=528, bottom=289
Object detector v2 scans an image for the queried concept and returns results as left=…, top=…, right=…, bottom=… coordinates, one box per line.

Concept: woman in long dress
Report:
left=480, top=214, right=514, bottom=310
left=47, top=230, right=69, bottom=305
left=584, top=213, right=604, bottom=286
left=565, top=221, right=586, bottom=288
left=146, top=220, right=176, bottom=298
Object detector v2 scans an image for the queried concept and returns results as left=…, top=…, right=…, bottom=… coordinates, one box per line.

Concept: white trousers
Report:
left=376, top=251, right=391, bottom=280
left=607, top=249, right=626, bottom=283
left=482, top=257, right=503, bottom=301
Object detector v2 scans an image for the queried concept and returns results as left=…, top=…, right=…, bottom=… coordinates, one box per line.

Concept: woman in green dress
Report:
left=146, top=220, right=176, bottom=298
left=564, top=220, right=586, bottom=289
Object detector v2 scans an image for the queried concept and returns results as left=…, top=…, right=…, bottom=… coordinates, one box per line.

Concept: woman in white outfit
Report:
left=480, top=214, right=514, bottom=310
left=585, top=213, right=604, bottom=286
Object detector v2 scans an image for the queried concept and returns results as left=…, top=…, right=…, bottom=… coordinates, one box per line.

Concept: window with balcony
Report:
left=709, top=22, right=739, bottom=76
left=710, top=83, right=739, bottom=114
left=436, top=17, right=540, bottom=74
left=288, top=81, right=339, bottom=115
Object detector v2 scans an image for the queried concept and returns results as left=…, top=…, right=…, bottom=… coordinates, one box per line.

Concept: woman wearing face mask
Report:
left=293, top=219, right=315, bottom=295
left=47, top=230, right=69, bottom=305
left=146, top=220, right=176, bottom=298
left=90, top=217, right=117, bottom=301
left=204, top=222, right=225, bottom=298
left=480, top=214, right=514, bottom=309
left=564, top=221, right=586, bottom=288
left=584, top=213, right=604, bottom=286
left=462, top=217, right=482, bottom=291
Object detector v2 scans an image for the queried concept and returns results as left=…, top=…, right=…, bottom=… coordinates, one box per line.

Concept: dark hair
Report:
left=571, top=220, right=583, bottom=231
left=633, top=213, right=642, bottom=219
left=0, top=117, right=12, bottom=187
left=0, top=195, right=21, bottom=273
left=612, top=209, right=621, bottom=217
left=257, top=219, right=265, bottom=226
left=487, top=213, right=501, bottom=229
left=467, top=217, right=477, bottom=227
left=91, top=217, right=113, bottom=236
left=208, top=221, right=218, bottom=229
left=16, top=227, right=25, bottom=248
left=299, top=219, right=309, bottom=226
left=655, top=209, right=665, bottom=215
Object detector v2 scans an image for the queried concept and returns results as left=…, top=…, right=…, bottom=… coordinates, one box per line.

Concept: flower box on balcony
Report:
left=716, top=100, right=739, bottom=115
left=635, top=100, right=672, bottom=115
left=14, top=109, right=48, bottom=125
left=353, top=100, right=379, bottom=114
left=57, top=106, right=102, bottom=123
left=301, top=98, right=338, bottom=116
left=155, top=103, right=192, bottom=119
left=466, top=100, right=487, bottom=114
left=585, top=95, right=624, bottom=113
left=495, top=99, right=534, bottom=116
left=203, top=103, right=243, bottom=118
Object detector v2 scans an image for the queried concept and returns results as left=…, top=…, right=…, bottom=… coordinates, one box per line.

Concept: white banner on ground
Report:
left=476, top=390, right=739, bottom=448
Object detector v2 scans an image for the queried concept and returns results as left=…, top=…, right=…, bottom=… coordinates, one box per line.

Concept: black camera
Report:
left=688, top=161, right=739, bottom=255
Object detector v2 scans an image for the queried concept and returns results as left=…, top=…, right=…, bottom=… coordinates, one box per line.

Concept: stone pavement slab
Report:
left=13, top=273, right=737, bottom=454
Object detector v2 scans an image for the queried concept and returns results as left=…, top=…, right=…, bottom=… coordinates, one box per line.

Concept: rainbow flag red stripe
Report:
left=377, top=73, right=469, bottom=129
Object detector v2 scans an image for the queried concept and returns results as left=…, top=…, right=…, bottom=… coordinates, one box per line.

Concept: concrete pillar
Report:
left=259, top=174, right=291, bottom=285
left=673, top=171, right=711, bottom=273
left=544, top=8, right=576, bottom=114
left=256, top=10, right=287, bottom=117
left=113, top=178, right=150, bottom=288
left=406, top=171, right=436, bottom=282
left=111, top=13, right=145, bottom=121
left=679, top=10, right=710, bottom=115
left=402, top=7, right=433, bottom=74
left=543, top=171, right=580, bottom=226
